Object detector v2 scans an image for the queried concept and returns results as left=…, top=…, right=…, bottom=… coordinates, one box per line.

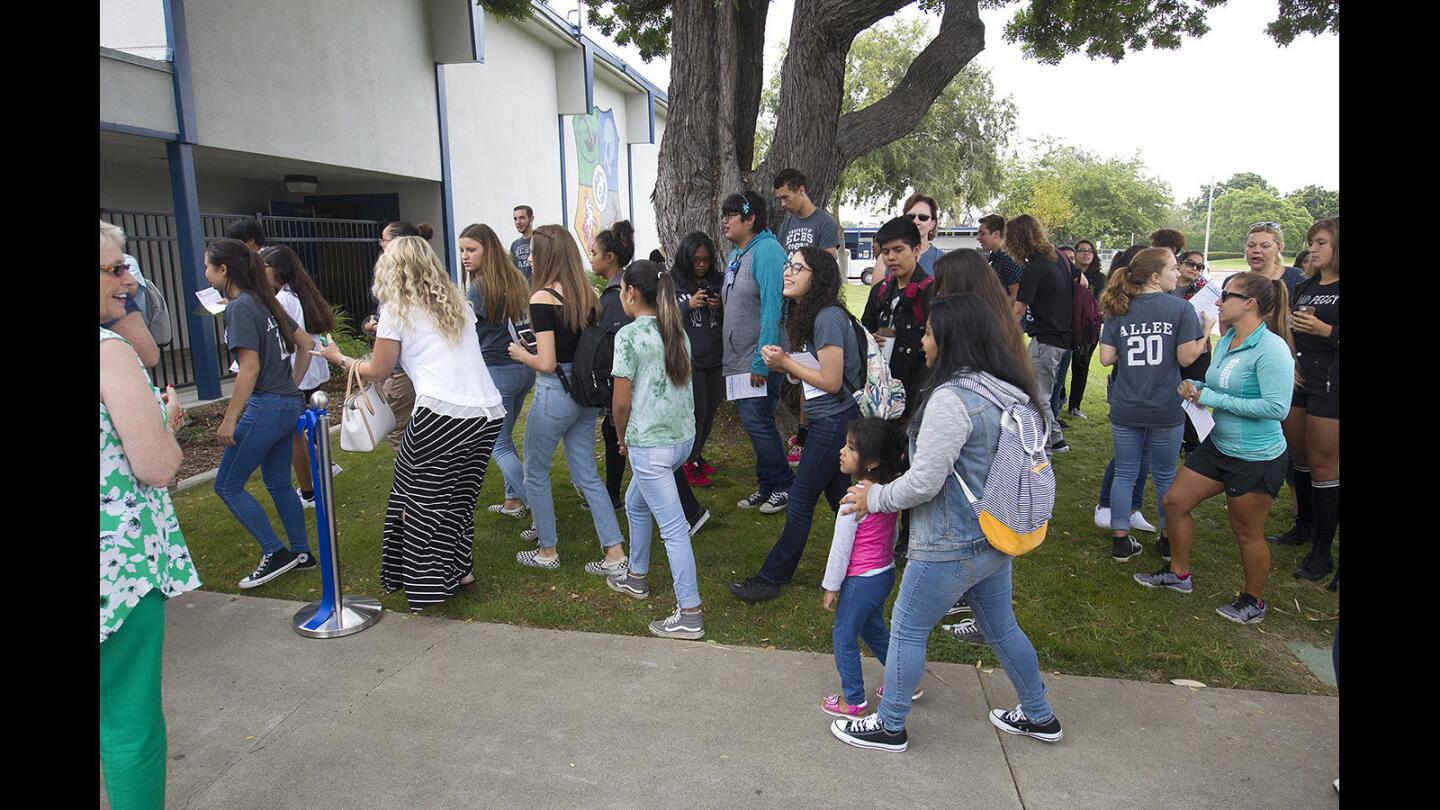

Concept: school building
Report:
left=100, top=0, right=668, bottom=397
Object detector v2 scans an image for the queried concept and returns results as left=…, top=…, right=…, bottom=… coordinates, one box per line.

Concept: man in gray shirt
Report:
left=773, top=168, right=840, bottom=255
left=510, top=204, right=535, bottom=280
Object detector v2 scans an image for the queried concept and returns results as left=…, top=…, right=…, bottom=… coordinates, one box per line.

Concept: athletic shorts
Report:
left=1291, top=387, right=1339, bottom=420
left=1184, top=437, right=1287, bottom=498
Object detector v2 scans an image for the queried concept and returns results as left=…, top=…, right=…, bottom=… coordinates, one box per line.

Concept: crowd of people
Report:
left=100, top=182, right=1339, bottom=802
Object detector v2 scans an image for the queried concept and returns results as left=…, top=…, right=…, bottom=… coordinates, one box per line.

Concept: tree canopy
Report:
left=1175, top=173, right=1338, bottom=249
left=1207, top=187, right=1314, bottom=256
left=998, top=141, right=1172, bottom=249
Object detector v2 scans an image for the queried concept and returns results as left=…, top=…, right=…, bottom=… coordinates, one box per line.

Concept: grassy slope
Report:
left=172, top=282, right=1336, bottom=694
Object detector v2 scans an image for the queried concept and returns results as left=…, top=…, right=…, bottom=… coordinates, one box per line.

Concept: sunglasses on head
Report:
left=907, top=213, right=933, bottom=222
left=1250, top=221, right=1282, bottom=232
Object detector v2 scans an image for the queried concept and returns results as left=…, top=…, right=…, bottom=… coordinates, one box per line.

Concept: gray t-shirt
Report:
left=509, top=237, right=533, bottom=280
left=1099, top=291, right=1202, bottom=427
left=779, top=209, right=841, bottom=254
left=804, top=305, right=864, bottom=420
left=224, top=291, right=300, bottom=397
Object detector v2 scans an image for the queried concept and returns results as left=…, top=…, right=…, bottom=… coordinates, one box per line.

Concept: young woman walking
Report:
left=206, top=238, right=317, bottom=588
left=603, top=261, right=707, bottom=639
left=672, top=231, right=724, bottom=487
left=508, top=225, right=628, bottom=573
left=1098, top=248, right=1211, bottom=562
left=832, top=293, right=1063, bottom=752
left=730, top=247, right=865, bottom=603
left=313, top=236, right=506, bottom=611
left=259, top=245, right=336, bottom=508
left=457, top=222, right=535, bottom=520
left=1134, top=271, right=1296, bottom=624
left=592, top=220, right=637, bottom=510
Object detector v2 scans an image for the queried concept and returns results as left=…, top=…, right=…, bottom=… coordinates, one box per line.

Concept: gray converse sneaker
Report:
left=515, top=549, right=560, bottom=570
left=584, top=555, right=629, bottom=576
left=758, top=491, right=789, bottom=515
left=1215, top=592, right=1267, bottom=625
left=1133, top=564, right=1194, bottom=593
left=649, top=606, right=705, bottom=640
left=607, top=573, right=649, bottom=600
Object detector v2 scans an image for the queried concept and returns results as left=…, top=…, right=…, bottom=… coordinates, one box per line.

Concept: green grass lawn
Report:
left=172, top=289, right=1337, bottom=695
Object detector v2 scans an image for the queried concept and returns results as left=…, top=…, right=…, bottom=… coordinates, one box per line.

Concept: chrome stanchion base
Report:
left=292, top=595, right=384, bottom=638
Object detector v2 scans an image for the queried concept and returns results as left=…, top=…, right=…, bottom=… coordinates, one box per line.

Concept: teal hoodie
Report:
left=1190, top=322, right=1294, bottom=462
left=721, top=229, right=787, bottom=377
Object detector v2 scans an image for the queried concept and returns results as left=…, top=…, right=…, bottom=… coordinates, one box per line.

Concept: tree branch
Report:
left=835, top=0, right=984, bottom=165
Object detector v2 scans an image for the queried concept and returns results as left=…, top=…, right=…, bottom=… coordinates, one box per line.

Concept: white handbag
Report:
left=339, top=360, right=396, bottom=452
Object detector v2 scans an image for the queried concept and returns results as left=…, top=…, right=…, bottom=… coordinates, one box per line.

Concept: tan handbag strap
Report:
left=345, top=357, right=377, bottom=416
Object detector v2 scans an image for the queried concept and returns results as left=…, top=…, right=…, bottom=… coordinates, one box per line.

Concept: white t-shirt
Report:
left=277, top=287, right=332, bottom=392
left=377, top=301, right=504, bottom=419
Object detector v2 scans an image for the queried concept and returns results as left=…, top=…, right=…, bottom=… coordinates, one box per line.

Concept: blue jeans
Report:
left=522, top=368, right=623, bottom=551
left=1109, top=422, right=1184, bottom=532
left=214, top=392, right=309, bottom=555
left=759, top=404, right=858, bottom=584
left=734, top=371, right=795, bottom=496
left=487, top=362, right=535, bottom=502
left=879, top=549, right=1054, bottom=731
left=1099, top=456, right=1148, bottom=511
left=834, top=568, right=895, bottom=705
left=626, top=440, right=700, bottom=609
left=1050, top=349, right=1073, bottom=417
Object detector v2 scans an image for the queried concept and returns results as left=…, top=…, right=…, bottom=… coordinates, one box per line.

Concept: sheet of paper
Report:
left=725, top=372, right=768, bottom=401
left=787, top=353, right=827, bottom=400
left=195, top=287, right=227, bottom=315
left=1187, top=282, right=1222, bottom=336
left=1182, top=399, right=1215, bottom=443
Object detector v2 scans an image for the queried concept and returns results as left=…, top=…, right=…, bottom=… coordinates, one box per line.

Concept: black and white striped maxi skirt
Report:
left=381, top=407, right=502, bottom=611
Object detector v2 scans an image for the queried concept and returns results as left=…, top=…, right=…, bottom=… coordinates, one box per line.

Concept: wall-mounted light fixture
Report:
left=284, top=174, right=319, bottom=193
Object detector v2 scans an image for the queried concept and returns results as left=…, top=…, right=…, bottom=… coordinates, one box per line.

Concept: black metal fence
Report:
left=100, top=210, right=382, bottom=391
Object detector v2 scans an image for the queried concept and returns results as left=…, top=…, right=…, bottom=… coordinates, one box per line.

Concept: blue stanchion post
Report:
left=292, top=391, right=383, bottom=638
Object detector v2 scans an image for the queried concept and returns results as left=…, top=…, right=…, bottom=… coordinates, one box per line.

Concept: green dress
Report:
left=99, top=327, right=201, bottom=644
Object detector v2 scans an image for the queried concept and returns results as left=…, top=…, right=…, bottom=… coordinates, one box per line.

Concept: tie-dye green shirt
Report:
left=611, top=316, right=695, bottom=448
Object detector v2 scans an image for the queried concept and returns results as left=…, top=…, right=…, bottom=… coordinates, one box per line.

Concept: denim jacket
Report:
left=868, top=373, right=1025, bottom=562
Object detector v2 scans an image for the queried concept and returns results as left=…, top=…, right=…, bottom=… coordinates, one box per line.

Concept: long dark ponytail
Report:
left=209, top=238, right=294, bottom=352
left=261, top=245, right=336, bottom=334
left=922, top=293, right=1039, bottom=407
left=621, top=260, right=691, bottom=386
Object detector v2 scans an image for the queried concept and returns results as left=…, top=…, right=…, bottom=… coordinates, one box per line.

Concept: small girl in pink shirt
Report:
left=822, top=418, right=907, bottom=718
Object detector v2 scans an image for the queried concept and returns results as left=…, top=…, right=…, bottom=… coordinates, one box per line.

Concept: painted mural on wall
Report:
left=572, top=107, right=623, bottom=251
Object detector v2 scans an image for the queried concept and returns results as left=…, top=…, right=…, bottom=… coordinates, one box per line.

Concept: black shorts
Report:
left=1291, top=387, right=1339, bottom=420
left=1184, top=437, right=1287, bottom=498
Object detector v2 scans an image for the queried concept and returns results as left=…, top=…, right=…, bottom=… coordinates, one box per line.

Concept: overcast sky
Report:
left=580, top=0, right=1338, bottom=217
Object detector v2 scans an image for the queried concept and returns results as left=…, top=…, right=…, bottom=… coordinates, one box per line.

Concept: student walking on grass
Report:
left=1098, top=247, right=1212, bottom=563
left=206, top=238, right=318, bottom=589
left=821, top=418, right=911, bottom=719
left=832, top=293, right=1063, bottom=753
left=1134, top=271, right=1296, bottom=625
left=603, top=261, right=707, bottom=639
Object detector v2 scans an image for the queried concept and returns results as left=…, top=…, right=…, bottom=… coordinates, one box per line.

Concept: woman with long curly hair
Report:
left=730, top=247, right=865, bottom=603
left=313, top=236, right=505, bottom=611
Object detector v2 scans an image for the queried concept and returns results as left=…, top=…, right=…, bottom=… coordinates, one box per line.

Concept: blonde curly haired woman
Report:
left=314, top=236, right=505, bottom=611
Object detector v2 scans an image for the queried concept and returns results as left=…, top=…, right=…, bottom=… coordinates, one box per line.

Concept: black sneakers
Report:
left=988, top=705, right=1063, bottom=742
left=944, top=596, right=972, bottom=618
left=830, top=713, right=909, bottom=752
left=295, top=552, right=318, bottom=570
left=1111, top=535, right=1142, bottom=562
left=729, top=576, right=781, bottom=603
left=1267, top=519, right=1312, bottom=546
left=239, top=549, right=303, bottom=589
left=1156, top=535, right=1171, bottom=562
left=1293, top=548, right=1334, bottom=581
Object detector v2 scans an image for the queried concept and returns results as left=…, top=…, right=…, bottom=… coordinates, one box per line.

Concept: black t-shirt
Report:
left=1292, top=275, right=1339, bottom=393
left=1016, top=255, right=1073, bottom=348
left=530, top=301, right=586, bottom=363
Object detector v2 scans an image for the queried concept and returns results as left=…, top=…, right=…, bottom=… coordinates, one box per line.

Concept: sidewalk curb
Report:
left=169, top=424, right=342, bottom=495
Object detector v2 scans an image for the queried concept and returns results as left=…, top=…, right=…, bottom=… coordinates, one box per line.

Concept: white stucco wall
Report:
left=628, top=115, right=664, bottom=258
left=182, top=0, right=442, bottom=182
left=100, top=51, right=178, bottom=135
left=100, top=0, right=169, bottom=61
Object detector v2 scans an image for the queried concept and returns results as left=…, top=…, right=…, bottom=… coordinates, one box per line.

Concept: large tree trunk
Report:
left=655, top=0, right=984, bottom=255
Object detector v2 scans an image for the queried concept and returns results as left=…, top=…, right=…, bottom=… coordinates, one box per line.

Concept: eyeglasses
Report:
left=783, top=262, right=812, bottom=276
left=1181, top=259, right=1206, bottom=271
left=1076, top=248, right=1094, bottom=255
left=720, top=213, right=741, bottom=223
left=1221, top=291, right=1253, bottom=303
left=1250, top=221, right=1282, bottom=232
left=907, top=213, right=933, bottom=222
left=100, top=262, right=131, bottom=278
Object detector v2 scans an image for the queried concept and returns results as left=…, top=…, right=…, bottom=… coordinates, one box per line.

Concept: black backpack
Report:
left=542, top=289, right=620, bottom=408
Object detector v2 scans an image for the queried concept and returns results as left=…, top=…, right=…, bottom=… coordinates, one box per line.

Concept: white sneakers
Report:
left=1094, top=506, right=1157, bottom=533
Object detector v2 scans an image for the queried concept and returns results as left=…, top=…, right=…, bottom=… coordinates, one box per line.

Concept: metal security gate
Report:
left=100, top=210, right=382, bottom=391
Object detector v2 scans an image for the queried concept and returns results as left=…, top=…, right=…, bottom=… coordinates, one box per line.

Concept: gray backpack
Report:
left=138, top=276, right=171, bottom=347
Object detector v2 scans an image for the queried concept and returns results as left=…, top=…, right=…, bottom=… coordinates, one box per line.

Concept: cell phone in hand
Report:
left=516, top=326, right=538, bottom=354
left=1297, top=305, right=1315, bottom=316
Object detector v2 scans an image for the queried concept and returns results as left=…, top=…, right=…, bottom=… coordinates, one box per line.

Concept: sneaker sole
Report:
left=1215, top=608, right=1265, bottom=625
left=988, top=711, right=1063, bottom=742
left=516, top=554, right=560, bottom=570
left=689, top=510, right=711, bottom=536
left=239, top=556, right=302, bottom=589
left=758, top=502, right=788, bottom=515
left=1112, top=546, right=1143, bottom=562
left=822, top=705, right=870, bottom=719
left=584, top=565, right=629, bottom=576
left=830, top=721, right=908, bottom=752
left=605, top=578, right=648, bottom=600
left=1133, top=575, right=1192, bottom=593
left=649, top=626, right=705, bottom=640
left=488, top=505, right=528, bottom=518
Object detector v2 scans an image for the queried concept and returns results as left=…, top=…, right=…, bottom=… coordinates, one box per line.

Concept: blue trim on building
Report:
left=626, top=143, right=635, bottom=221
left=435, top=64, right=459, bottom=283
left=646, top=92, right=656, bottom=143
left=558, top=115, right=569, bottom=230
left=469, top=2, right=486, bottom=63
left=100, top=121, right=178, bottom=142
left=166, top=141, right=222, bottom=400
left=162, top=0, right=198, bottom=143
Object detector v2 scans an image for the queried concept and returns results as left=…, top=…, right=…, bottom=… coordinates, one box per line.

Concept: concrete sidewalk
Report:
left=116, top=591, right=1338, bottom=809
